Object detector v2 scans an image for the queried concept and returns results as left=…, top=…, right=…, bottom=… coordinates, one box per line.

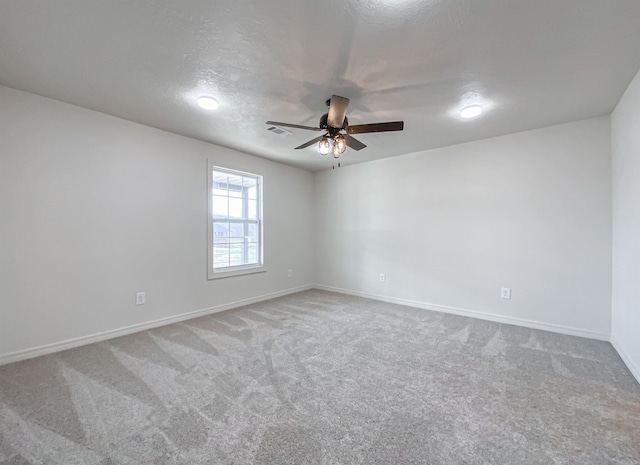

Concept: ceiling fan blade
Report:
left=294, top=135, right=324, bottom=150
left=347, top=121, right=404, bottom=134
left=344, top=134, right=367, bottom=151
left=266, top=121, right=321, bottom=131
left=327, top=95, right=350, bottom=128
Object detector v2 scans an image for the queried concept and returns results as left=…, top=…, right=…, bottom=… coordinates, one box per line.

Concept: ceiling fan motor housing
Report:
left=319, top=113, right=348, bottom=135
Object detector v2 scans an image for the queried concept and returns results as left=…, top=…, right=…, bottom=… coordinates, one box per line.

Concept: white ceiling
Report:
left=1, top=1, right=639, bottom=171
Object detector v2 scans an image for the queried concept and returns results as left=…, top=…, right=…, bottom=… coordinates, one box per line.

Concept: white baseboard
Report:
left=0, top=285, right=313, bottom=366
left=313, top=284, right=610, bottom=341
left=1, top=284, right=617, bottom=367
left=610, top=336, right=640, bottom=385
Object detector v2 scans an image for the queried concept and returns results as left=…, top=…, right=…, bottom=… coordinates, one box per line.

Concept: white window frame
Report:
left=207, top=163, right=265, bottom=279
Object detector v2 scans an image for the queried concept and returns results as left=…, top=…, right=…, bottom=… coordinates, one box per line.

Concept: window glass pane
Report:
left=229, top=244, right=243, bottom=267
left=227, top=174, right=243, bottom=197
left=229, top=222, right=244, bottom=238
left=213, top=244, right=230, bottom=268
left=243, top=177, right=257, bottom=199
left=228, top=197, right=243, bottom=219
left=213, top=222, right=229, bottom=239
left=214, top=256, right=228, bottom=268
left=212, top=186, right=227, bottom=197
left=212, top=195, right=228, bottom=218
left=212, top=172, right=228, bottom=185
left=213, top=171, right=227, bottom=181
left=247, top=244, right=258, bottom=264
left=213, top=244, right=229, bottom=255
left=247, top=223, right=258, bottom=243
left=212, top=172, right=228, bottom=196
left=247, top=199, right=257, bottom=220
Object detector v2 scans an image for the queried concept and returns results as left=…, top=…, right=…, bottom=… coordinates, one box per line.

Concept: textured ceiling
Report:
left=1, top=0, right=639, bottom=171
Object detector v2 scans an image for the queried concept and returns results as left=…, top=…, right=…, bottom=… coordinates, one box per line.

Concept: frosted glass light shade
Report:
left=318, top=136, right=330, bottom=155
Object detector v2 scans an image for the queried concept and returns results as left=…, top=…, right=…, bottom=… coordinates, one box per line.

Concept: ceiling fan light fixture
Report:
left=318, top=136, right=330, bottom=155
left=333, top=135, right=347, bottom=157
left=197, top=96, right=219, bottom=110
left=460, top=105, right=482, bottom=118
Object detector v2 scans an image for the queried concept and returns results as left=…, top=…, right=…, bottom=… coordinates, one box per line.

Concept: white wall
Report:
left=315, top=117, right=612, bottom=338
left=0, top=86, right=315, bottom=360
left=611, top=68, right=640, bottom=381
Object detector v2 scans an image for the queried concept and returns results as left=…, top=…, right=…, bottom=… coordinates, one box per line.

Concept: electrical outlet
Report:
left=379, top=273, right=386, bottom=283
left=136, top=292, right=146, bottom=305
left=287, top=269, right=293, bottom=278
left=501, top=287, right=511, bottom=299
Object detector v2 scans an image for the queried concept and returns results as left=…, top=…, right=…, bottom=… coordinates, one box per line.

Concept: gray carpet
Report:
left=1, top=289, right=639, bottom=464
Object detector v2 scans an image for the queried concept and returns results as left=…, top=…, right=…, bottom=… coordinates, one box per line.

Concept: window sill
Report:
left=208, top=265, right=266, bottom=280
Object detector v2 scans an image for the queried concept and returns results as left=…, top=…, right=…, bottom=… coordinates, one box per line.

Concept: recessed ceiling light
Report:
left=197, top=96, right=219, bottom=110
left=460, top=105, right=482, bottom=118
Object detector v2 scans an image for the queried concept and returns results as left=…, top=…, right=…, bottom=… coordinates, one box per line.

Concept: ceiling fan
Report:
left=266, top=95, right=404, bottom=159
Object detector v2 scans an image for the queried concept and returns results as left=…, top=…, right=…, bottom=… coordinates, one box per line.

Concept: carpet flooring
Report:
left=1, top=289, right=639, bottom=464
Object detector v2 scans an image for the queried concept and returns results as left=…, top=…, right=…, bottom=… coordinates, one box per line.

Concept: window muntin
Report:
left=209, top=167, right=263, bottom=278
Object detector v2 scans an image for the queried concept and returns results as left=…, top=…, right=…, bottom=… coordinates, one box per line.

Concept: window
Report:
left=208, top=166, right=264, bottom=279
